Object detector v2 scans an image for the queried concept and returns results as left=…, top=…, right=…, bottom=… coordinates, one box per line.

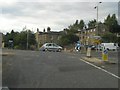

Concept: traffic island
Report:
left=82, top=57, right=104, bottom=64
left=103, top=61, right=117, bottom=64
left=81, top=57, right=117, bottom=67
left=82, top=47, right=118, bottom=66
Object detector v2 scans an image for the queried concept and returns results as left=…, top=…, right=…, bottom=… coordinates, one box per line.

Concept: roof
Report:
left=39, top=31, right=62, bottom=35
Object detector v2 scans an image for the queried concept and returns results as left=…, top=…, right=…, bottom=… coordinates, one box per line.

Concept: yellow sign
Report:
left=102, top=50, right=108, bottom=61
left=93, top=39, right=101, bottom=44
left=102, top=54, right=108, bottom=61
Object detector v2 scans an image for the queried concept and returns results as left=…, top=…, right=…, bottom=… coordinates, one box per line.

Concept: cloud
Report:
left=0, top=1, right=118, bottom=34
left=4, top=0, right=119, bottom=2
left=0, top=0, right=18, bottom=7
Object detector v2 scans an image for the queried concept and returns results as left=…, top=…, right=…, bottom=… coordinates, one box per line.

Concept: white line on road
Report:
left=80, top=59, right=120, bottom=79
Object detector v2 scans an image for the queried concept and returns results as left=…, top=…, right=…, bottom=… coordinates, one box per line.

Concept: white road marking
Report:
left=80, top=59, right=120, bottom=79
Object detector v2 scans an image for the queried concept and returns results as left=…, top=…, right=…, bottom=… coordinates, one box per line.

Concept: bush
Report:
left=14, top=45, right=21, bottom=49
left=30, top=45, right=36, bottom=50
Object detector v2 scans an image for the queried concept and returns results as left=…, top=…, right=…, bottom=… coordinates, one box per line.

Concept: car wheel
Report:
left=113, top=49, right=115, bottom=51
left=58, top=49, right=61, bottom=52
left=45, top=48, right=48, bottom=51
left=42, top=49, right=45, bottom=51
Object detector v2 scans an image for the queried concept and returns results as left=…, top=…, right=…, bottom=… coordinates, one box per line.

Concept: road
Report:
left=2, top=49, right=119, bottom=88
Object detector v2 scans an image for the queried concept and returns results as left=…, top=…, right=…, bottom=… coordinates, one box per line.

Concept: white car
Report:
left=97, top=43, right=119, bottom=51
left=40, top=43, right=63, bottom=52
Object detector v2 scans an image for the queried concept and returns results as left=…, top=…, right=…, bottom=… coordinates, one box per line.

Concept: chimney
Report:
left=37, top=28, right=39, bottom=32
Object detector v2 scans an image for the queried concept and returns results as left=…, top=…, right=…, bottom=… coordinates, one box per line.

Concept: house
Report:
left=76, top=24, right=107, bottom=46
left=35, top=28, right=62, bottom=49
left=0, top=33, right=2, bottom=48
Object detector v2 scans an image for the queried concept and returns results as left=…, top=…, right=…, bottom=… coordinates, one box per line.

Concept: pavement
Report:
left=0, top=49, right=15, bottom=56
left=0, top=53, right=15, bottom=56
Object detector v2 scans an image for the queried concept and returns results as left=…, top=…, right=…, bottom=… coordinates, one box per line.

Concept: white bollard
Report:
left=86, top=47, right=91, bottom=58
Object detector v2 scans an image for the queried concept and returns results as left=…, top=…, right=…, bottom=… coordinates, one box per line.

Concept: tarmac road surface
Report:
left=2, top=49, right=119, bottom=88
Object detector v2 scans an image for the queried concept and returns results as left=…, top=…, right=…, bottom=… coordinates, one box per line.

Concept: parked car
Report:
left=89, top=45, right=96, bottom=50
left=84, top=45, right=96, bottom=50
left=40, top=43, right=63, bottom=52
left=96, top=45, right=103, bottom=51
left=97, top=43, right=119, bottom=51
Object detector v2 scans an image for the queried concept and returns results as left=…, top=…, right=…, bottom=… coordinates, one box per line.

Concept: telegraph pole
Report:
left=23, top=26, right=29, bottom=50
left=27, top=29, right=29, bottom=50
left=37, top=28, right=39, bottom=50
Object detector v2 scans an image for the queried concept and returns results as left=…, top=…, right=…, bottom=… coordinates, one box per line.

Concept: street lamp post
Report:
left=94, top=2, right=102, bottom=36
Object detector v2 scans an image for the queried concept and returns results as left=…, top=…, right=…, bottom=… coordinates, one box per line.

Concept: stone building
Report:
left=35, top=28, right=62, bottom=49
left=76, top=24, right=107, bottom=46
left=0, top=33, right=4, bottom=48
left=0, top=33, right=2, bottom=48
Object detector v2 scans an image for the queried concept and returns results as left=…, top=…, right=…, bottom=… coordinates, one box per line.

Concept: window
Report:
left=114, top=43, right=116, bottom=46
left=46, top=44, right=52, bottom=46
left=83, top=36, right=84, bottom=39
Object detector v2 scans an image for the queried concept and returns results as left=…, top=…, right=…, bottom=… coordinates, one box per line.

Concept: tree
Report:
left=104, top=14, right=119, bottom=33
left=15, top=30, right=36, bottom=50
left=88, top=19, right=96, bottom=28
left=104, top=14, right=111, bottom=27
left=68, top=24, right=78, bottom=34
left=17, top=31, right=27, bottom=49
left=28, top=30, right=36, bottom=49
left=75, top=20, right=79, bottom=25
left=101, top=32, right=118, bottom=43
left=59, top=34, right=79, bottom=46
left=47, top=27, right=51, bottom=32
left=78, top=20, right=85, bottom=29
left=3, top=30, right=18, bottom=48
left=110, top=24, right=120, bottom=33
left=111, top=14, right=118, bottom=25
left=67, top=20, right=85, bottom=34
left=3, top=30, right=36, bottom=50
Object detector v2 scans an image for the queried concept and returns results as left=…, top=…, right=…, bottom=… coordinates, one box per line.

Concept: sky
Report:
left=0, top=0, right=119, bottom=34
